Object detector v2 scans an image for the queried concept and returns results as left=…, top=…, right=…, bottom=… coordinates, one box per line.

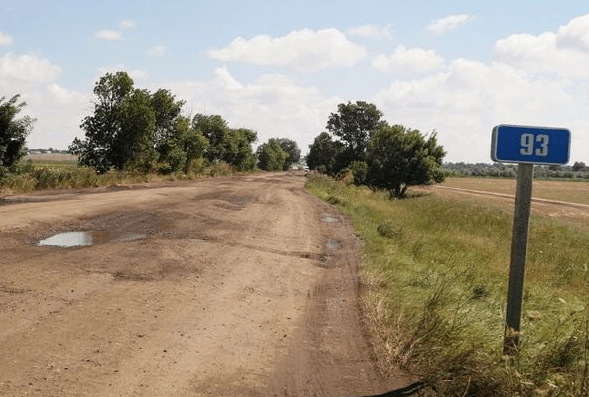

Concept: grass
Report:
left=0, top=158, right=241, bottom=194
left=306, top=174, right=589, bottom=396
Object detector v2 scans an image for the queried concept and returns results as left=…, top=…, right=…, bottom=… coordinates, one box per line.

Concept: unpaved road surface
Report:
left=0, top=172, right=410, bottom=397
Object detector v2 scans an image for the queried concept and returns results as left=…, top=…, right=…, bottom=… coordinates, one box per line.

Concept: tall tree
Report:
left=326, top=101, right=385, bottom=166
left=0, top=94, right=34, bottom=171
left=277, top=138, right=301, bottom=170
left=71, top=71, right=135, bottom=172
left=366, top=125, right=446, bottom=198
left=114, top=89, right=158, bottom=172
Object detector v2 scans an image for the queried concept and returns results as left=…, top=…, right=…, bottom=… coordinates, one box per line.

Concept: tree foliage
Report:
left=366, top=124, right=446, bottom=198
left=308, top=101, right=446, bottom=198
left=71, top=72, right=214, bottom=174
left=257, top=138, right=288, bottom=171
left=326, top=101, right=385, bottom=166
left=0, top=94, right=34, bottom=172
left=306, top=132, right=344, bottom=174
left=191, top=114, right=257, bottom=171
left=277, top=138, right=301, bottom=170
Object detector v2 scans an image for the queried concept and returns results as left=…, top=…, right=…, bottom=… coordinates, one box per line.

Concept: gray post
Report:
left=504, top=163, right=534, bottom=355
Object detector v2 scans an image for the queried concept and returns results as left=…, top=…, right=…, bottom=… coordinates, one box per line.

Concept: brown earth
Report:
left=0, top=172, right=412, bottom=397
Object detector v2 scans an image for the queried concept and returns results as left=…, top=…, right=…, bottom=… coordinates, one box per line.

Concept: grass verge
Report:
left=306, top=173, right=589, bottom=396
left=0, top=159, right=241, bottom=195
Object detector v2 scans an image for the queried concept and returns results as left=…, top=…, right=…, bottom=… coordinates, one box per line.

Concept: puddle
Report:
left=38, top=231, right=146, bottom=248
left=321, top=214, right=340, bottom=223
left=325, top=239, right=341, bottom=250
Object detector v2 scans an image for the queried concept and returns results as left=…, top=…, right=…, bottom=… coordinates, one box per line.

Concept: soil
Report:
left=0, top=172, right=412, bottom=397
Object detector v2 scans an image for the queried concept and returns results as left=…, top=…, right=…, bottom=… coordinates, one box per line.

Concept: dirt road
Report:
left=0, top=172, right=409, bottom=397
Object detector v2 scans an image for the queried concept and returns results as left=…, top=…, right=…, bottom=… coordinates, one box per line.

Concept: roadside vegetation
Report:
left=307, top=101, right=446, bottom=198
left=307, top=173, right=589, bottom=396
left=1, top=71, right=302, bottom=194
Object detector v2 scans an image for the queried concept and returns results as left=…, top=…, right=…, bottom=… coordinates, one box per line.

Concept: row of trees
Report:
left=444, top=162, right=589, bottom=179
left=70, top=72, right=269, bottom=174
left=2, top=71, right=302, bottom=182
left=307, top=101, right=446, bottom=198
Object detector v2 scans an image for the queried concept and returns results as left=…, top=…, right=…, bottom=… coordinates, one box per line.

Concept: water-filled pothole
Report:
left=325, top=239, right=341, bottom=250
left=321, top=214, right=340, bottom=223
left=38, top=231, right=146, bottom=248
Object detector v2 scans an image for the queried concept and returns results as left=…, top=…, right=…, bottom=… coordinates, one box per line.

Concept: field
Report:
left=441, top=177, right=589, bottom=206
left=24, top=153, right=78, bottom=163
left=306, top=175, right=589, bottom=396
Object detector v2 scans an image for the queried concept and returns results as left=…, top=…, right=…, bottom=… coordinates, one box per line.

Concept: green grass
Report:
left=306, top=174, right=589, bottom=396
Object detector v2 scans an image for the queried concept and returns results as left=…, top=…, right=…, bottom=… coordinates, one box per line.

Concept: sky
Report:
left=2, top=0, right=589, bottom=164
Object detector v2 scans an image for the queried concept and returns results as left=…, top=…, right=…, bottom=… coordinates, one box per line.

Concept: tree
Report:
left=306, top=132, right=344, bottom=174
left=277, top=138, right=301, bottom=170
left=192, top=114, right=257, bottom=171
left=257, top=138, right=288, bottom=171
left=366, top=125, right=446, bottom=198
left=0, top=94, right=34, bottom=172
left=326, top=101, right=385, bottom=167
left=192, top=114, right=229, bottom=163
left=115, top=88, right=158, bottom=172
left=573, top=161, right=587, bottom=172
left=72, top=72, right=201, bottom=173
left=220, top=128, right=257, bottom=171
left=71, top=71, right=136, bottom=172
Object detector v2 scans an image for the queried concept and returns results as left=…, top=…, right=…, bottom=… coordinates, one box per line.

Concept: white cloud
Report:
left=120, top=19, right=137, bottom=30
left=495, top=27, right=589, bottom=79
left=0, top=53, right=61, bottom=84
left=373, top=59, right=580, bottom=163
left=0, top=32, right=13, bottom=46
left=148, top=45, right=166, bottom=57
left=557, top=14, right=589, bottom=52
left=347, top=24, right=393, bottom=40
left=167, top=66, right=338, bottom=151
left=372, top=45, right=444, bottom=73
left=94, top=29, right=122, bottom=41
left=0, top=52, right=87, bottom=150
left=206, top=28, right=367, bottom=72
left=427, top=14, right=475, bottom=36
left=129, top=69, right=149, bottom=81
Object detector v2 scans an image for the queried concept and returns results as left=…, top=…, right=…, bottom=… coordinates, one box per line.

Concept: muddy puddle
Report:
left=38, top=231, right=146, bottom=248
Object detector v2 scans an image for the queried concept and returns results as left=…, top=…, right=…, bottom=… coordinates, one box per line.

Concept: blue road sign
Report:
left=491, top=124, right=570, bottom=165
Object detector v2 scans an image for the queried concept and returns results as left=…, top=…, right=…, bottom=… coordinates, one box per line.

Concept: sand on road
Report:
left=0, top=172, right=410, bottom=396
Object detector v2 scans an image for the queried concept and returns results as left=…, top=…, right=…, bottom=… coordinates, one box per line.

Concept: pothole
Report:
left=321, top=213, right=340, bottom=223
left=38, top=231, right=146, bottom=248
left=325, top=239, right=341, bottom=250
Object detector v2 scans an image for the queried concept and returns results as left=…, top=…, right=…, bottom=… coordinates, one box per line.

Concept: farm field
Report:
left=24, top=154, right=78, bottom=163
left=440, top=176, right=589, bottom=206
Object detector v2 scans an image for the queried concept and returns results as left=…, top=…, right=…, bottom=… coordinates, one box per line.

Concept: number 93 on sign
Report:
left=491, top=124, right=571, bottom=165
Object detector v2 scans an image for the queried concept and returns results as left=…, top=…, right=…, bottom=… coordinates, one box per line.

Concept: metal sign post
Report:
left=491, top=124, right=570, bottom=356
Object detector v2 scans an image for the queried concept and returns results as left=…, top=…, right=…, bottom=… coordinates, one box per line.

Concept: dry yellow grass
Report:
left=441, top=177, right=589, bottom=206
left=24, top=153, right=78, bottom=162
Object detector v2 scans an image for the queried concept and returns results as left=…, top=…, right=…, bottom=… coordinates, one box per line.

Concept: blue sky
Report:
left=2, top=0, right=589, bottom=163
